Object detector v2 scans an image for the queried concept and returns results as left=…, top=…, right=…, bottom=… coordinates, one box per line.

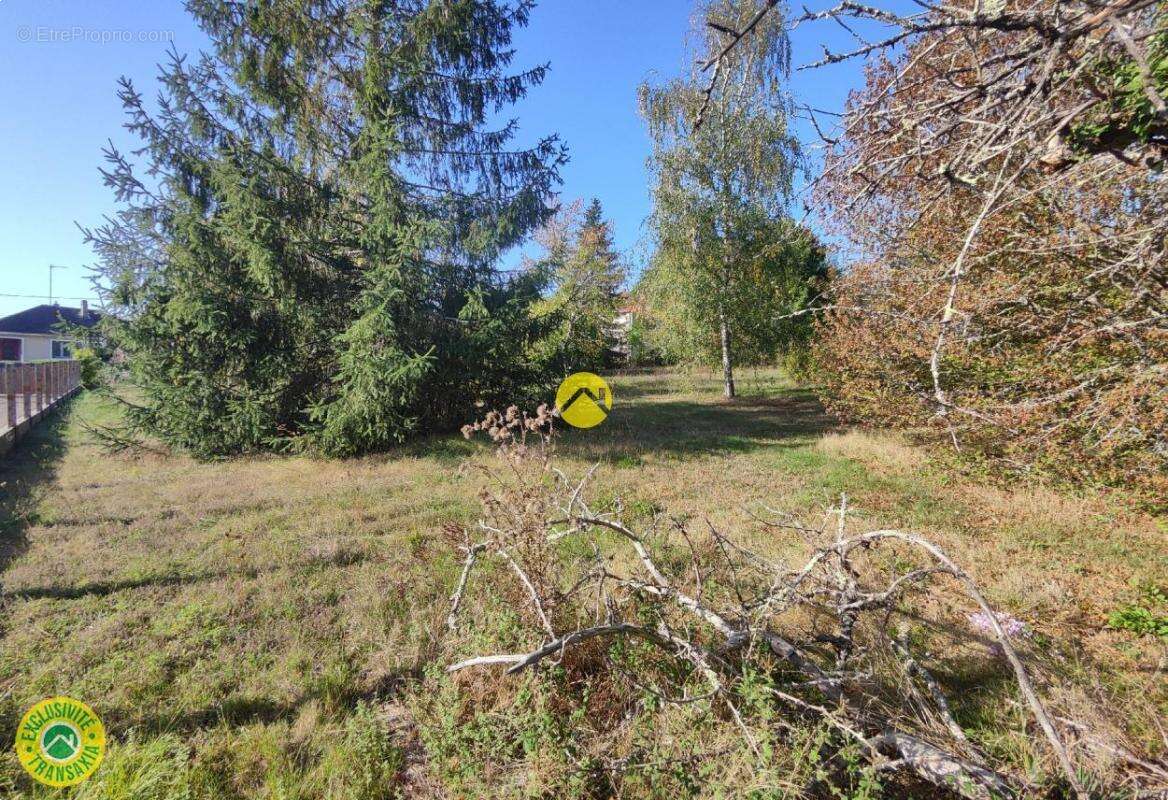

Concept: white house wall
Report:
left=0, top=333, right=76, bottom=362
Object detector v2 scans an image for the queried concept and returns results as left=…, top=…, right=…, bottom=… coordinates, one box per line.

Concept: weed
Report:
left=1107, top=582, right=1168, bottom=639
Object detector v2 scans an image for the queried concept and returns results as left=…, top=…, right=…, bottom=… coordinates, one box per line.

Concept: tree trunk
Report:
left=718, top=308, right=735, bottom=399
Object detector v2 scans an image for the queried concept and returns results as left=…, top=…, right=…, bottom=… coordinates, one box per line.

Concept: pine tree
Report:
left=528, top=199, right=625, bottom=370
left=582, top=198, right=604, bottom=231
left=86, top=0, right=566, bottom=457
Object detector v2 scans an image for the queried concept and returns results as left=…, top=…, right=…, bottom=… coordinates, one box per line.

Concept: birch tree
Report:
left=639, top=0, right=800, bottom=398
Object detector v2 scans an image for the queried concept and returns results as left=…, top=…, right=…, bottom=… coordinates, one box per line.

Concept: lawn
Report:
left=0, top=370, right=1164, bottom=798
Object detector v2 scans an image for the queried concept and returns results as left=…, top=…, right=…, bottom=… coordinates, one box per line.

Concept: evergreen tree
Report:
left=86, top=0, right=566, bottom=457
left=528, top=199, right=625, bottom=370
left=582, top=198, right=604, bottom=230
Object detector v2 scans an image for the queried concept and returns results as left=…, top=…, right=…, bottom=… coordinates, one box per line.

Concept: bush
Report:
left=75, top=347, right=104, bottom=390
left=810, top=0, right=1168, bottom=504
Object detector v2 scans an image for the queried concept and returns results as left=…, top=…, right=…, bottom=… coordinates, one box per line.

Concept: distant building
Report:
left=610, top=294, right=641, bottom=360
left=0, top=302, right=101, bottom=362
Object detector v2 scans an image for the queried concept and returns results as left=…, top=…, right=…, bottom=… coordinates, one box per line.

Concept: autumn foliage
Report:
left=810, top=1, right=1168, bottom=502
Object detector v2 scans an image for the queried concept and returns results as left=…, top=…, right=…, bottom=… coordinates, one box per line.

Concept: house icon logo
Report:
left=555, top=372, right=612, bottom=429
left=41, top=722, right=81, bottom=761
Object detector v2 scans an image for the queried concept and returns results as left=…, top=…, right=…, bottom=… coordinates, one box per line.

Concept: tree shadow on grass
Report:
left=402, top=386, right=836, bottom=466
left=558, top=387, right=838, bottom=463
left=0, top=398, right=76, bottom=579
left=402, top=433, right=476, bottom=466
left=1, top=546, right=375, bottom=602
left=125, top=664, right=423, bottom=738
left=609, top=372, right=693, bottom=401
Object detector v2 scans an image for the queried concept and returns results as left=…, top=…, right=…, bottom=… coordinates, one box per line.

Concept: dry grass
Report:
left=0, top=369, right=1163, bottom=798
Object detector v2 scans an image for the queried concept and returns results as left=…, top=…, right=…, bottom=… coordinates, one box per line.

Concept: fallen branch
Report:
left=446, top=421, right=1151, bottom=796
left=445, top=540, right=485, bottom=631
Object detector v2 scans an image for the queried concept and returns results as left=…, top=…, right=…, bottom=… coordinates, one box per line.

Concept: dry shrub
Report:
left=803, top=0, right=1168, bottom=504
left=435, top=407, right=1168, bottom=799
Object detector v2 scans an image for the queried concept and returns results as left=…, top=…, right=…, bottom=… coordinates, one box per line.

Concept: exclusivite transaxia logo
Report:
left=15, top=696, right=106, bottom=786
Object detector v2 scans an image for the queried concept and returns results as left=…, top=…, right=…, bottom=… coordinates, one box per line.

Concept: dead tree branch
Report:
left=442, top=431, right=1157, bottom=796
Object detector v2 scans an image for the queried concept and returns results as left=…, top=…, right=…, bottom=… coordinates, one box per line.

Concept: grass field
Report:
left=1, top=370, right=1164, bottom=798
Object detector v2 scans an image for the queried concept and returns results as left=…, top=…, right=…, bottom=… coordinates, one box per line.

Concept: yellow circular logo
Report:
left=555, top=372, right=612, bottom=429
left=15, top=697, right=106, bottom=787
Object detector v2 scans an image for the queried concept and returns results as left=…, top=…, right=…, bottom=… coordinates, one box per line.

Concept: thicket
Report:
left=805, top=0, right=1167, bottom=501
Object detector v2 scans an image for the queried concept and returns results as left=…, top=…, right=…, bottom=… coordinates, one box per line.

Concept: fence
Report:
left=0, top=360, right=81, bottom=456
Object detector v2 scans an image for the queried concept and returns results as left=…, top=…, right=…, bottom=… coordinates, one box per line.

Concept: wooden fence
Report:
left=0, top=360, right=82, bottom=456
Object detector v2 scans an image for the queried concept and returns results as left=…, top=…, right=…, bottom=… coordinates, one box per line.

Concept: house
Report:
left=0, top=302, right=101, bottom=362
left=609, top=294, right=641, bottom=360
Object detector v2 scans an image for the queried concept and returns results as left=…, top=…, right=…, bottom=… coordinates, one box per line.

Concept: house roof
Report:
left=617, top=294, right=643, bottom=315
left=0, top=304, right=102, bottom=335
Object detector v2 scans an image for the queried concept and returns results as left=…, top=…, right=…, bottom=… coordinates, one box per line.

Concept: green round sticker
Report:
left=42, top=722, right=81, bottom=761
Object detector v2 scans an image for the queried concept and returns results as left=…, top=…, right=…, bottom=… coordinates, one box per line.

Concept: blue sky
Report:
left=0, top=0, right=871, bottom=318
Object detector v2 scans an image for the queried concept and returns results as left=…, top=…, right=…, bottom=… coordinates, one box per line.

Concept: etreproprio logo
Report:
left=555, top=372, right=613, bottom=429
left=15, top=697, right=105, bottom=787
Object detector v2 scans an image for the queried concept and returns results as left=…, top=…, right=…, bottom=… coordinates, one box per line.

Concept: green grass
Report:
left=0, top=369, right=1164, bottom=797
